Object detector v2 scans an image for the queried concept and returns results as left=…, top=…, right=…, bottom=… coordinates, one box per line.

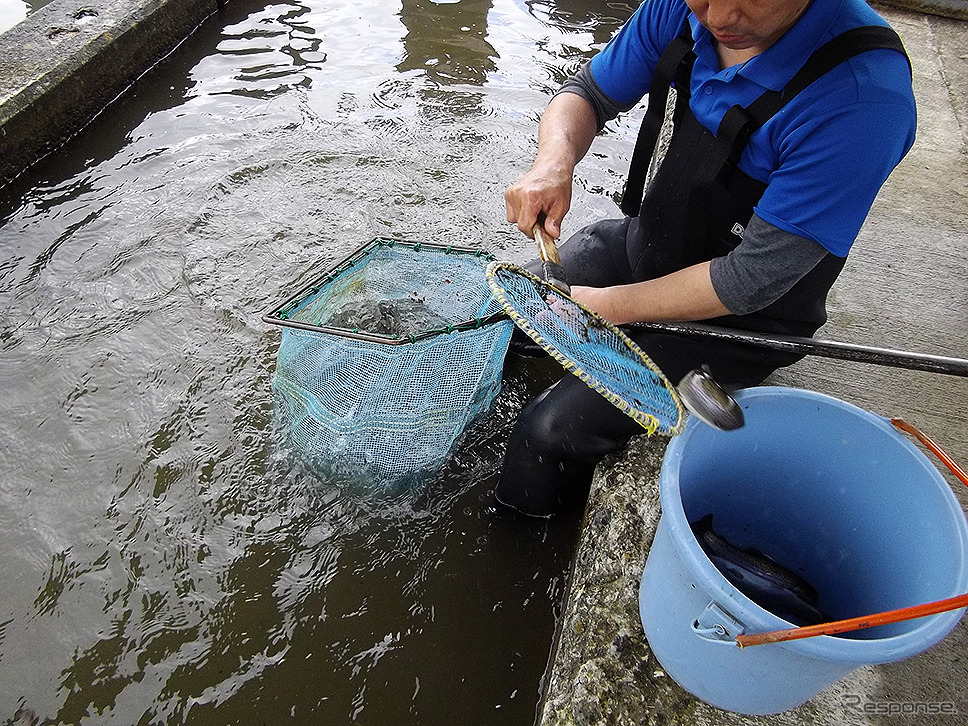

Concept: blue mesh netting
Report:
left=486, top=260, right=683, bottom=436
left=269, top=241, right=512, bottom=486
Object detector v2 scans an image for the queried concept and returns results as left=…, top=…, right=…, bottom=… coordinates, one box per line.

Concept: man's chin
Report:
left=714, top=33, right=753, bottom=48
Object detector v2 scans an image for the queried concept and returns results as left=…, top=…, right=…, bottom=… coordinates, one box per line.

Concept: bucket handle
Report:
left=736, top=418, right=968, bottom=648
left=891, top=418, right=968, bottom=487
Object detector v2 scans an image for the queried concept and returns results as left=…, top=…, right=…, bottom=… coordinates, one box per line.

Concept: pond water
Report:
left=0, top=0, right=646, bottom=723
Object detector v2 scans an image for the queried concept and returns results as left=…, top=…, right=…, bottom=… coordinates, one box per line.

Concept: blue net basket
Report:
left=264, top=238, right=512, bottom=487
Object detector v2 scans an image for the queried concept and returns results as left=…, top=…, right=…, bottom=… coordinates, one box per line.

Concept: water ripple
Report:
left=0, top=0, right=620, bottom=721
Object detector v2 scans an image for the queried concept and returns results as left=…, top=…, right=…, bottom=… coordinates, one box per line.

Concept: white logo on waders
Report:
left=731, top=222, right=745, bottom=239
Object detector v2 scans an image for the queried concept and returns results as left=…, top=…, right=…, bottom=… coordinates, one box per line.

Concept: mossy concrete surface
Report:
left=880, top=0, right=968, bottom=19
left=540, top=6, right=968, bottom=725
left=0, top=0, right=222, bottom=185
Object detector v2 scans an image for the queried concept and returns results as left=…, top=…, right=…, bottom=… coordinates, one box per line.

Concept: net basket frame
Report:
left=262, top=237, right=509, bottom=342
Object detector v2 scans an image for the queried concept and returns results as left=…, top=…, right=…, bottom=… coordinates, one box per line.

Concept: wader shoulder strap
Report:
left=743, top=26, right=910, bottom=128
left=621, top=20, right=696, bottom=217
left=706, top=26, right=910, bottom=185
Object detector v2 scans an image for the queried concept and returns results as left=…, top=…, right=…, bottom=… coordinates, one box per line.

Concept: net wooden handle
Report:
left=533, top=222, right=562, bottom=266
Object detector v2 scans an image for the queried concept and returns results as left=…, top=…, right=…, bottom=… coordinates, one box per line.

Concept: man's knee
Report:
left=557, top=217, right=633, bottom=287
left=514, top=381, right=602, bottom=459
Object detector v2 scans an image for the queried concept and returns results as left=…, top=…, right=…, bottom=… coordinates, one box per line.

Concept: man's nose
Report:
left=704, top=0, right=742, bottom=29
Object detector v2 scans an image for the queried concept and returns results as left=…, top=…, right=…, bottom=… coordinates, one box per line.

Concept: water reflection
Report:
left=398, top=0, right=497, bottom=86
left=396, top=0, right=497, bottom=120
left=0, top=0, right=631, bottom=723
left=527, top=0, right=637, bottom=44
left=212, top=1, right=326, bottom=100
left=0, top=0, right=28, bottom=35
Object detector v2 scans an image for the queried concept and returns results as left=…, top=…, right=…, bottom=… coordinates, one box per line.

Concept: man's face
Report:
left=686, top=0, right=811, bottom=53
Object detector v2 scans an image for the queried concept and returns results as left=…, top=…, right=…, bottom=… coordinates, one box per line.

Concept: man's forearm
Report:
left=505, top=92, right=599, bottom=238
left=534, top=92, right=599, bottom=174
left=572, top=262, right=732, bottom=325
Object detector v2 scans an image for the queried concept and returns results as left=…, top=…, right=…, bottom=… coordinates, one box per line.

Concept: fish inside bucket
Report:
left=690, top=513, right=831, bottom=627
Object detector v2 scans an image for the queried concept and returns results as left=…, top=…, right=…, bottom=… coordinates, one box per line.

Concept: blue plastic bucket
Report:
left=639, top=387, right=968, bottom=715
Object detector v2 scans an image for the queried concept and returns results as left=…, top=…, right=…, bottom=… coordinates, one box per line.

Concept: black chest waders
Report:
left=495, top=24, right=910, bottom=517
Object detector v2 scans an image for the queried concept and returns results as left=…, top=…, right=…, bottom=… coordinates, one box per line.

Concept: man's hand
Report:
left=504, top=93, right=599, bottom=241
left=504, top=163, right=571, bottom=241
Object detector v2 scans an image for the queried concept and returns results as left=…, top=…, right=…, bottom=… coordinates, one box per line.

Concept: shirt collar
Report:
left=688, top=0, right=843, bottom=91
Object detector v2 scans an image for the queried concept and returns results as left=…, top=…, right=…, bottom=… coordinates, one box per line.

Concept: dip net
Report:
left=264, top=239, right=512, bottom=487
left=486, top=260, right=683, bottom=436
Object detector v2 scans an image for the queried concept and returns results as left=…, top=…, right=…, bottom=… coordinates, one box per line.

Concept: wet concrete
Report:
left=540, top=6, right=968, bottom=725
left=0, top=0, right=222, bottom=185
left=880, top=0, right=968, bottom=19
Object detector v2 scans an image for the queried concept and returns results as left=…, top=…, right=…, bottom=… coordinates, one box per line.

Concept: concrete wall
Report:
left=880, top=0, right=968, bottom=18
left=0, top=0, right=224, bottom=186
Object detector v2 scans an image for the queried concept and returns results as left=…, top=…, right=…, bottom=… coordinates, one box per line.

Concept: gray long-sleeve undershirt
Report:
left=557, top=63, right=833, bottom=316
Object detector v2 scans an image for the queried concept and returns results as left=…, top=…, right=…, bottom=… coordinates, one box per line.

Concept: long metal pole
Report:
left=628, top=321, right=968, bottom=377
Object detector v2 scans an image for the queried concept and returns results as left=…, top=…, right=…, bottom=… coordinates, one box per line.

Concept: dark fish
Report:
left=690, top=514, right=831, bottom=626
left=324, top=297, right=447, bottom=338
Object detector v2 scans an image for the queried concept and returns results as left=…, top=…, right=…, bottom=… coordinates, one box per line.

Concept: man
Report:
left=495, top=0, right=916, bottom=516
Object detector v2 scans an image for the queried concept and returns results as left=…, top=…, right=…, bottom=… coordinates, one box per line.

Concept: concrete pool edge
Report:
left=536, top=436, right=700, bottom=724
left=0, top=0, right=225, bottom=186
left=879, top=0, right=968, bottom=18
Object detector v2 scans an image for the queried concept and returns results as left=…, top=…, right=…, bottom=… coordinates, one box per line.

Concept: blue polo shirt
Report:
left=589, top=0, right=916, bottom=256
